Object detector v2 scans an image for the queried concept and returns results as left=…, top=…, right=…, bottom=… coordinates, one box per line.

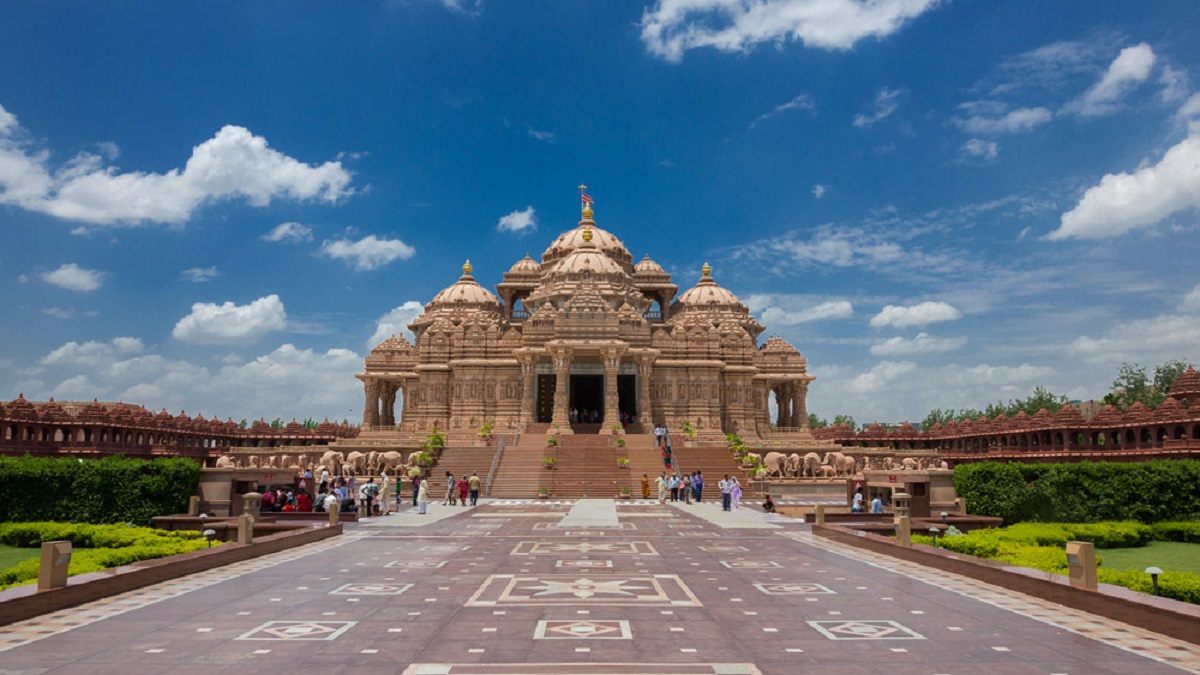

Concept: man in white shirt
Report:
left=719, top=475, right=733, bottom=511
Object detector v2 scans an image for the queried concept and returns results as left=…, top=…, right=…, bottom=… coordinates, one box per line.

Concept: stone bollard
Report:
left=896, top=516, right=911, bottom=546
left=814, top=505, right=825, bottom=525
left=187, top=496, right=200, bottom=517
left=242, top=491, right=262, bottom=524
left=328, top=505, right=340, bottom=526
left=237, top=513, right=254, bottom=545
left=1066, top=541, right=1098, bottom=591
left=38, top=541, right=72, bottom=591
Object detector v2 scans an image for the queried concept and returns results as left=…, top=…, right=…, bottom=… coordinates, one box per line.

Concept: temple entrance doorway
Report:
left=536, top=375, right=555, bottom=423
left=617, top=375, right=637, bottom=422
left=570, top=375, right=604, bottom=431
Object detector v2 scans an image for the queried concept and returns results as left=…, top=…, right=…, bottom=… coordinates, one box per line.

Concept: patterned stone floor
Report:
left=1, top=500, right=1198, bottom=674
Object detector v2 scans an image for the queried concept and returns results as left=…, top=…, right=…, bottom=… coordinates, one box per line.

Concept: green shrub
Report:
left=0, top=456, right=200, bottom=525
left=1096, top=568, right=1200, bottom=605
left=954, top=460, right=1200, bottom=524
left=0, top=523, right=213, bottom=590
left=1151, top=521, right=1200, bottom=543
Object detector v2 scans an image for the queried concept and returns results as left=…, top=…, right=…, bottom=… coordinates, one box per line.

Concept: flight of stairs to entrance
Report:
left=428, top=445, right=498, bottom=495
left=547, top=434, right=628, bottom=499
left=670, top=442, right=758, bottom=498
left=488, top=434, right=553, bottom=498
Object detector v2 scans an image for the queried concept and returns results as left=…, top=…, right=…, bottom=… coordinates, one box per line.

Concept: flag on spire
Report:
left=578, top=184, right=594, bottom=206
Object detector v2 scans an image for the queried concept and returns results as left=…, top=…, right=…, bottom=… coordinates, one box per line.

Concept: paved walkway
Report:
left=2, top=500, right=1198, bottom=674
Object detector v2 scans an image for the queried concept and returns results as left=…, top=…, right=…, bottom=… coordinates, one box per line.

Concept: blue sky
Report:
left=3, top=0, right=1199, bottom=425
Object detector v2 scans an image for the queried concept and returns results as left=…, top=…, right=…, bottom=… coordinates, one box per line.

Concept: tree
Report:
left=920, top=408, right=955, bottom=429
left=1105, top=359, right=1193, bottom=410
left=301, top=417, right=318, bottom=430
left=807, top=414, right=827, bottom=429
left=270, top=418, right=285, bottom=429
left=832, top=414, right=858, bottom=430
left=238, top=419, right=248, bottom=429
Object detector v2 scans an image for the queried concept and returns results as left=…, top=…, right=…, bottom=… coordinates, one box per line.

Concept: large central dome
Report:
left=541, top=220, right=633, bottom=272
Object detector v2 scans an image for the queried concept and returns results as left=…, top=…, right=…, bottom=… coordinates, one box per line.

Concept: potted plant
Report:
left=616, top=457, right=630, bottom=468
left=477, top=422, right=494, bottom=442
left=538, top=487, right=549, bottom=499
left=543, top=457, right=556, bottom=469
left=619, top=486, right=631, bottom=499
left=614, top=438, right=627, bottom=448
left=547, top=437, right=559, bottom=447
left=611, top=423, right=622, bottom=435
left=681, top=421, right=697, bottom=440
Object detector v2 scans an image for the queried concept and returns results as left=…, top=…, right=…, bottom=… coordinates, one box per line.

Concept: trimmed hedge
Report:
left=0, top=522, right=212, bottom=590
left=0, top=456, right=200, bottom=525
left=954, top=460, right=1200, bottom=524
left=911, top=520, right=1200, bottom=604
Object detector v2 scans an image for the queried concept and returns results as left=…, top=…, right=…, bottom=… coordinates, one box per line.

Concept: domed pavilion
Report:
left=358, top=198, right=815, bottom=442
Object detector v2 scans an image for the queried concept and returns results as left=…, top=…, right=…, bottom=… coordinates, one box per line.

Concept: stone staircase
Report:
left=488, top=434, right=554, bottom=498
left=670, top=442, right=758, bottom=497
left=547, top=434, right=628, bottom=499
left=428, top=444, right=499, bottom=495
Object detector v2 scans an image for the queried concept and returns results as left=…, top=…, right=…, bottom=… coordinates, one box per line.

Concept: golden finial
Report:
left=463, top=259, right=473, bottom=275
left=582, top=227, right=594, bottom=242
left=579, top=184, right=594, bottom=219
left=702, top=262, right=711, bottom=276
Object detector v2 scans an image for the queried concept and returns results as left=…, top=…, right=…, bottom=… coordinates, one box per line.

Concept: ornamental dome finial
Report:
left=702, top=262, right=712, bottom=277
left=579, top=184, right=595, bottom=220
left=463, top=259, right=473, bottom=276
left=582, top=227, right=593, bottom=242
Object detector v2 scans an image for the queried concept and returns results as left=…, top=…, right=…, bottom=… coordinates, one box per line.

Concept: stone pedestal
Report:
left=1066, top=541, right=1098, bottom=591
left=896, top=516, right=911, bottom=546
left=237, top=514, right=254, bottom=545
left=242, top=491, right=262, bottom=524
left=38, top=541, right=72, bottom=591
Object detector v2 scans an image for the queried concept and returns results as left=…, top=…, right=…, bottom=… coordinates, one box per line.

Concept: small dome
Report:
left=430, top=262, right=501, bottom=306
left=634, top=254, right=665, bottom=275
left=553, top=248, right=625, bottom=275
left=507, top=253, right=541, bottom=275
left=676, top=264, right=743, bottom=306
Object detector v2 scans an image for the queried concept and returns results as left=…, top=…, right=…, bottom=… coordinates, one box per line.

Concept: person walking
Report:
left=417, top=479, right=429, bottom=515
left=468, top=472, right=481, bottom=505
left=641, top=473, right=650, bottom=499
left=459, top=474, right=469, bottom=506
left=668, top=473, right=680, bottom=502
left=693, top=471, right=704, bottom=502
left=681, top=474, right=692, bottom=504
left=656, top=472, right=669, bottom=504
left=730, top=476, right=742, bottom=510
left=719, top=474, right=733, bottom=511
left=443, top=471, right=457, bottom=506
left=870, top=493, right=884, bottom=514
left=359, top=477, right=379, bottom=516
left=411, top=475, right=421, bottom=506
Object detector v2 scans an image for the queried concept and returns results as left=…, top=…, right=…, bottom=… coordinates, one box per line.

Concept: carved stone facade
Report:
left=358, top=206, right=815, bottom=441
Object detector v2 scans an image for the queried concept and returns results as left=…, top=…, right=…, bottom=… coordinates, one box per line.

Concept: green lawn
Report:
left=1099, top=541, right=1200, bottom=575
left=0, top=543, right=39, bottom=570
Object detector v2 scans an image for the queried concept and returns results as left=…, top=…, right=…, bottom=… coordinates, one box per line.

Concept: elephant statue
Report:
left=214, top=455, right=236, bottom=468
left=344, top=451, right=368, bottom=476
left=762, top=451, right=788, bottom=478
left=366, top=451, right=382, bottom=476
left=939, top=460, right=949, bottom=470
left=319, top=450, right=344, bottom=476
left=378, top=451, right=405, bottom=474
left=277, top=454, right=294, bottom=470
left=816, top=465, right=836, bottom=478
left=901, top=457, right=918, bottom=470
left=246, top=454, right=261, bottom=468
left=784, top=453, right=802, bottom=477
left=801, top=452, right=823, bottom=478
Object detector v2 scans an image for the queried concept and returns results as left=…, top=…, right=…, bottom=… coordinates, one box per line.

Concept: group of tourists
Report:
left=399, top=471, right=481, bottom=515
left=569, top=408, right=601, bottom=423
left=718, top=474, right=743, bottom=511
left=642, top=470, right=707, bottom=504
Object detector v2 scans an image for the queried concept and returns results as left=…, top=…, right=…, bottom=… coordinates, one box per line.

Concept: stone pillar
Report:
left=520, top=359, right=536, bottom=427
left=601, top=350, right=621, bottom=432
left=794, top=381, right=808, bottom=428
left=550, top=350, right=572, bottom=432
left=637, top=358, right=653, bottom=426
left=363, top=379, right=380, bottom=429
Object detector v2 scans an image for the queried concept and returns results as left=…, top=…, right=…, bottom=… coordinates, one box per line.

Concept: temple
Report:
left=357, top=199, right=815, bottom=444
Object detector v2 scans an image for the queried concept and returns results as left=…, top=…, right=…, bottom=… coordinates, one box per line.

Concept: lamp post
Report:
left=1145, top=566, right=1163, bottom=596
left=929, top=526, right=941, bottom=547
left=203, top=529, right=216, bottom=548
left=940, top=511, right=948, bottom=524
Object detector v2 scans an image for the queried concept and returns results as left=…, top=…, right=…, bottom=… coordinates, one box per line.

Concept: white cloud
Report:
left=496, top=206, right=537, bottom=234
left=748, top=297, right=854, bottom=325
left=1181, top=283, right=1200, bottom=313
left=869, top=332, right=967, bottom=356
left=318, top=235, right=415, bottom=271
left=261, top=221, right=314, bottom=243
left=181, top=266, right=220, bottom=283
left=527, top=127, right=555, bottom=142
left=26, top=339, right=363, bottom=421
left=40, top=263, right=104, bottom=292
left=1066, top=43, right=1156, bottom=117
left=812, top=184, right=827, bottom=198
left=749, top=93, right=817, bottom=129
left=870, top=301, right=962, bottom=329
left=961, top=138, right=998, bottom=160
left=1049, top=124, right=1200, bottom=240
left=367, top=301, right=424, bottom=349
left=731, top=223, right=906, bottom=268
left=171, top=294, right=287, bottom=344
left=954, top=103, right=1053, bottom=135
left=1066, top=284, right=1200, bottom=365
left=1177, top=92, right=1200, bottom=120
left=42, top=337, right=144, bottom=367
left=640, top=0, right=941, bottom=62
left=438, top=0, right=483, bottom=15
left=1160, top=65, right=1189, bottom=104
left=0, top=103, right=352, bottom=226
left=853, top=87, right=903, bottom=128
left=42, top=307, right=99, bottom=319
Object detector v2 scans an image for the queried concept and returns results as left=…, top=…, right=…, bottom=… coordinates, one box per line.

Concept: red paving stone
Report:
left=1, top=500, right=1198, bottom=674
